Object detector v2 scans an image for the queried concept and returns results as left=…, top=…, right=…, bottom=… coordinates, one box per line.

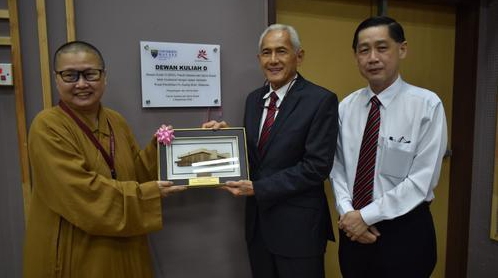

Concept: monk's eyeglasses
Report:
left=55, top=69, right=104, bottom=83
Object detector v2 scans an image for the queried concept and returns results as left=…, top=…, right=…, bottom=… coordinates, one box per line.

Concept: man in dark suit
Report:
left=203, top=24, right=338, bottom=278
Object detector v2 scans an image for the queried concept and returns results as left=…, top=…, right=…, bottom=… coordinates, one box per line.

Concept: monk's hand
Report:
left=222, top=180, right=254, bottom=196
left=157, top=181, right=187, bottom=197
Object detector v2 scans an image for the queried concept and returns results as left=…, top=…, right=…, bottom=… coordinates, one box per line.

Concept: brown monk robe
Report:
left=24, top=106, right=162, bottom=277
left=23, top=41, right=186, bottom=278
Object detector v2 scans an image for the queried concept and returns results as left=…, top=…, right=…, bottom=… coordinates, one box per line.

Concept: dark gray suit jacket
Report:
left=244, top=74, right=338, bottom=257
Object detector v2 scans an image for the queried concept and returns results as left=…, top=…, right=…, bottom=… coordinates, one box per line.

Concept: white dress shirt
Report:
left=330, top=76, right=447, bottom=225
left=258, top=75, right=297, bottom=137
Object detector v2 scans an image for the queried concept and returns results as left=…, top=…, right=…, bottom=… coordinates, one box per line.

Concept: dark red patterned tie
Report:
left=258, top=92, right=279, bottom=155
left=353, top=96, right=381, bottom=210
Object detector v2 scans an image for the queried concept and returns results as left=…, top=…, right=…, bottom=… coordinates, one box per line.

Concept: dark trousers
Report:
left=339, top=202, right=437, bottom=278
left=247, top=223, right=325, bottom=278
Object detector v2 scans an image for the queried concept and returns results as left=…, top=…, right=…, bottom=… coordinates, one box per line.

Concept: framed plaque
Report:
left=158, top=128, right=249, bottom=187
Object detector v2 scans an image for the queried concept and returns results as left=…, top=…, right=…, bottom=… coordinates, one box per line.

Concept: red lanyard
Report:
left=59, top=100, right=117, bottom=179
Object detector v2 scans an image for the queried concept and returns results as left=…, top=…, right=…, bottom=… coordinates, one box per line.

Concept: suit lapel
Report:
left=247, top=87, right=267, bottom=159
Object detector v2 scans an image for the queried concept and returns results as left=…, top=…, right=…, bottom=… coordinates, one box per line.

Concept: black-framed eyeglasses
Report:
left=55, top=69, right=105, bottom=83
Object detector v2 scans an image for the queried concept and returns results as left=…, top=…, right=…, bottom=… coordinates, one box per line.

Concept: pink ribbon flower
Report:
left=155, top=125, right=175, bottom=145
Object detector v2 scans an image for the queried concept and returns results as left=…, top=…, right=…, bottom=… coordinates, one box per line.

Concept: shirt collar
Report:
left=363, top=75, right=403, bottom=108
left=262, top=74, right=298, bottom=104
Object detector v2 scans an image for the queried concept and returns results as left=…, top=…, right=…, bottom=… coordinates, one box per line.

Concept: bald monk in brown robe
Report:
left=24, top=41, right=186, bottom=278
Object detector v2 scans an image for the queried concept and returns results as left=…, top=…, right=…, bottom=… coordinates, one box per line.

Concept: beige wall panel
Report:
left=277, top=1, right=454, bottom=277
left=278, top=0, right=374, bottom=100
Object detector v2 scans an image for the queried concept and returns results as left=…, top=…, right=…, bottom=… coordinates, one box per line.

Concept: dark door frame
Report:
left=267, top=0, right=480, bottom=277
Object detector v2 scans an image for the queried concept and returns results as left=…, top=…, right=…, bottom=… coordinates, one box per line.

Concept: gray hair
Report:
left=258, top=24, right=301, bottom=52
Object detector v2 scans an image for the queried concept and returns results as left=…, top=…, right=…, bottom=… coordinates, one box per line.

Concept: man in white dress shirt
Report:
left=330, top=16, right=447, bottom=278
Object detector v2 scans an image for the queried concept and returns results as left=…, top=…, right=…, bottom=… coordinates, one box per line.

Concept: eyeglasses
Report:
left=55, top=69, right=104, bottom=83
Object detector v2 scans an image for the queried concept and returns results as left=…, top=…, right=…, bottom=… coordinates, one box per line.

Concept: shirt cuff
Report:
left=337, top=201, right=355, bottom=216
left=360, top=202, right=382, bottom=226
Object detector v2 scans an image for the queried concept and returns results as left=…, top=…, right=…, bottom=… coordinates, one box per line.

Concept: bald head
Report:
left=54, top=41, right=105, bottom=71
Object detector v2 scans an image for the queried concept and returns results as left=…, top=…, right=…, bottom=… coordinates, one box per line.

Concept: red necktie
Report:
left=258, top=92, right=279, bottom=155
left=353, top=96, right=381, bottom=210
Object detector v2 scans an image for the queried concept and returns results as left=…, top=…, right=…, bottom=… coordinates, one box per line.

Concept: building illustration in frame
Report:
left=175, top=148, right=231, bottom=167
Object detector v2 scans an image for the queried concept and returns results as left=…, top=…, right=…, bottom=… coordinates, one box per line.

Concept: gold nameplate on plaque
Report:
left=189, top=177, right=220, bottom=186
